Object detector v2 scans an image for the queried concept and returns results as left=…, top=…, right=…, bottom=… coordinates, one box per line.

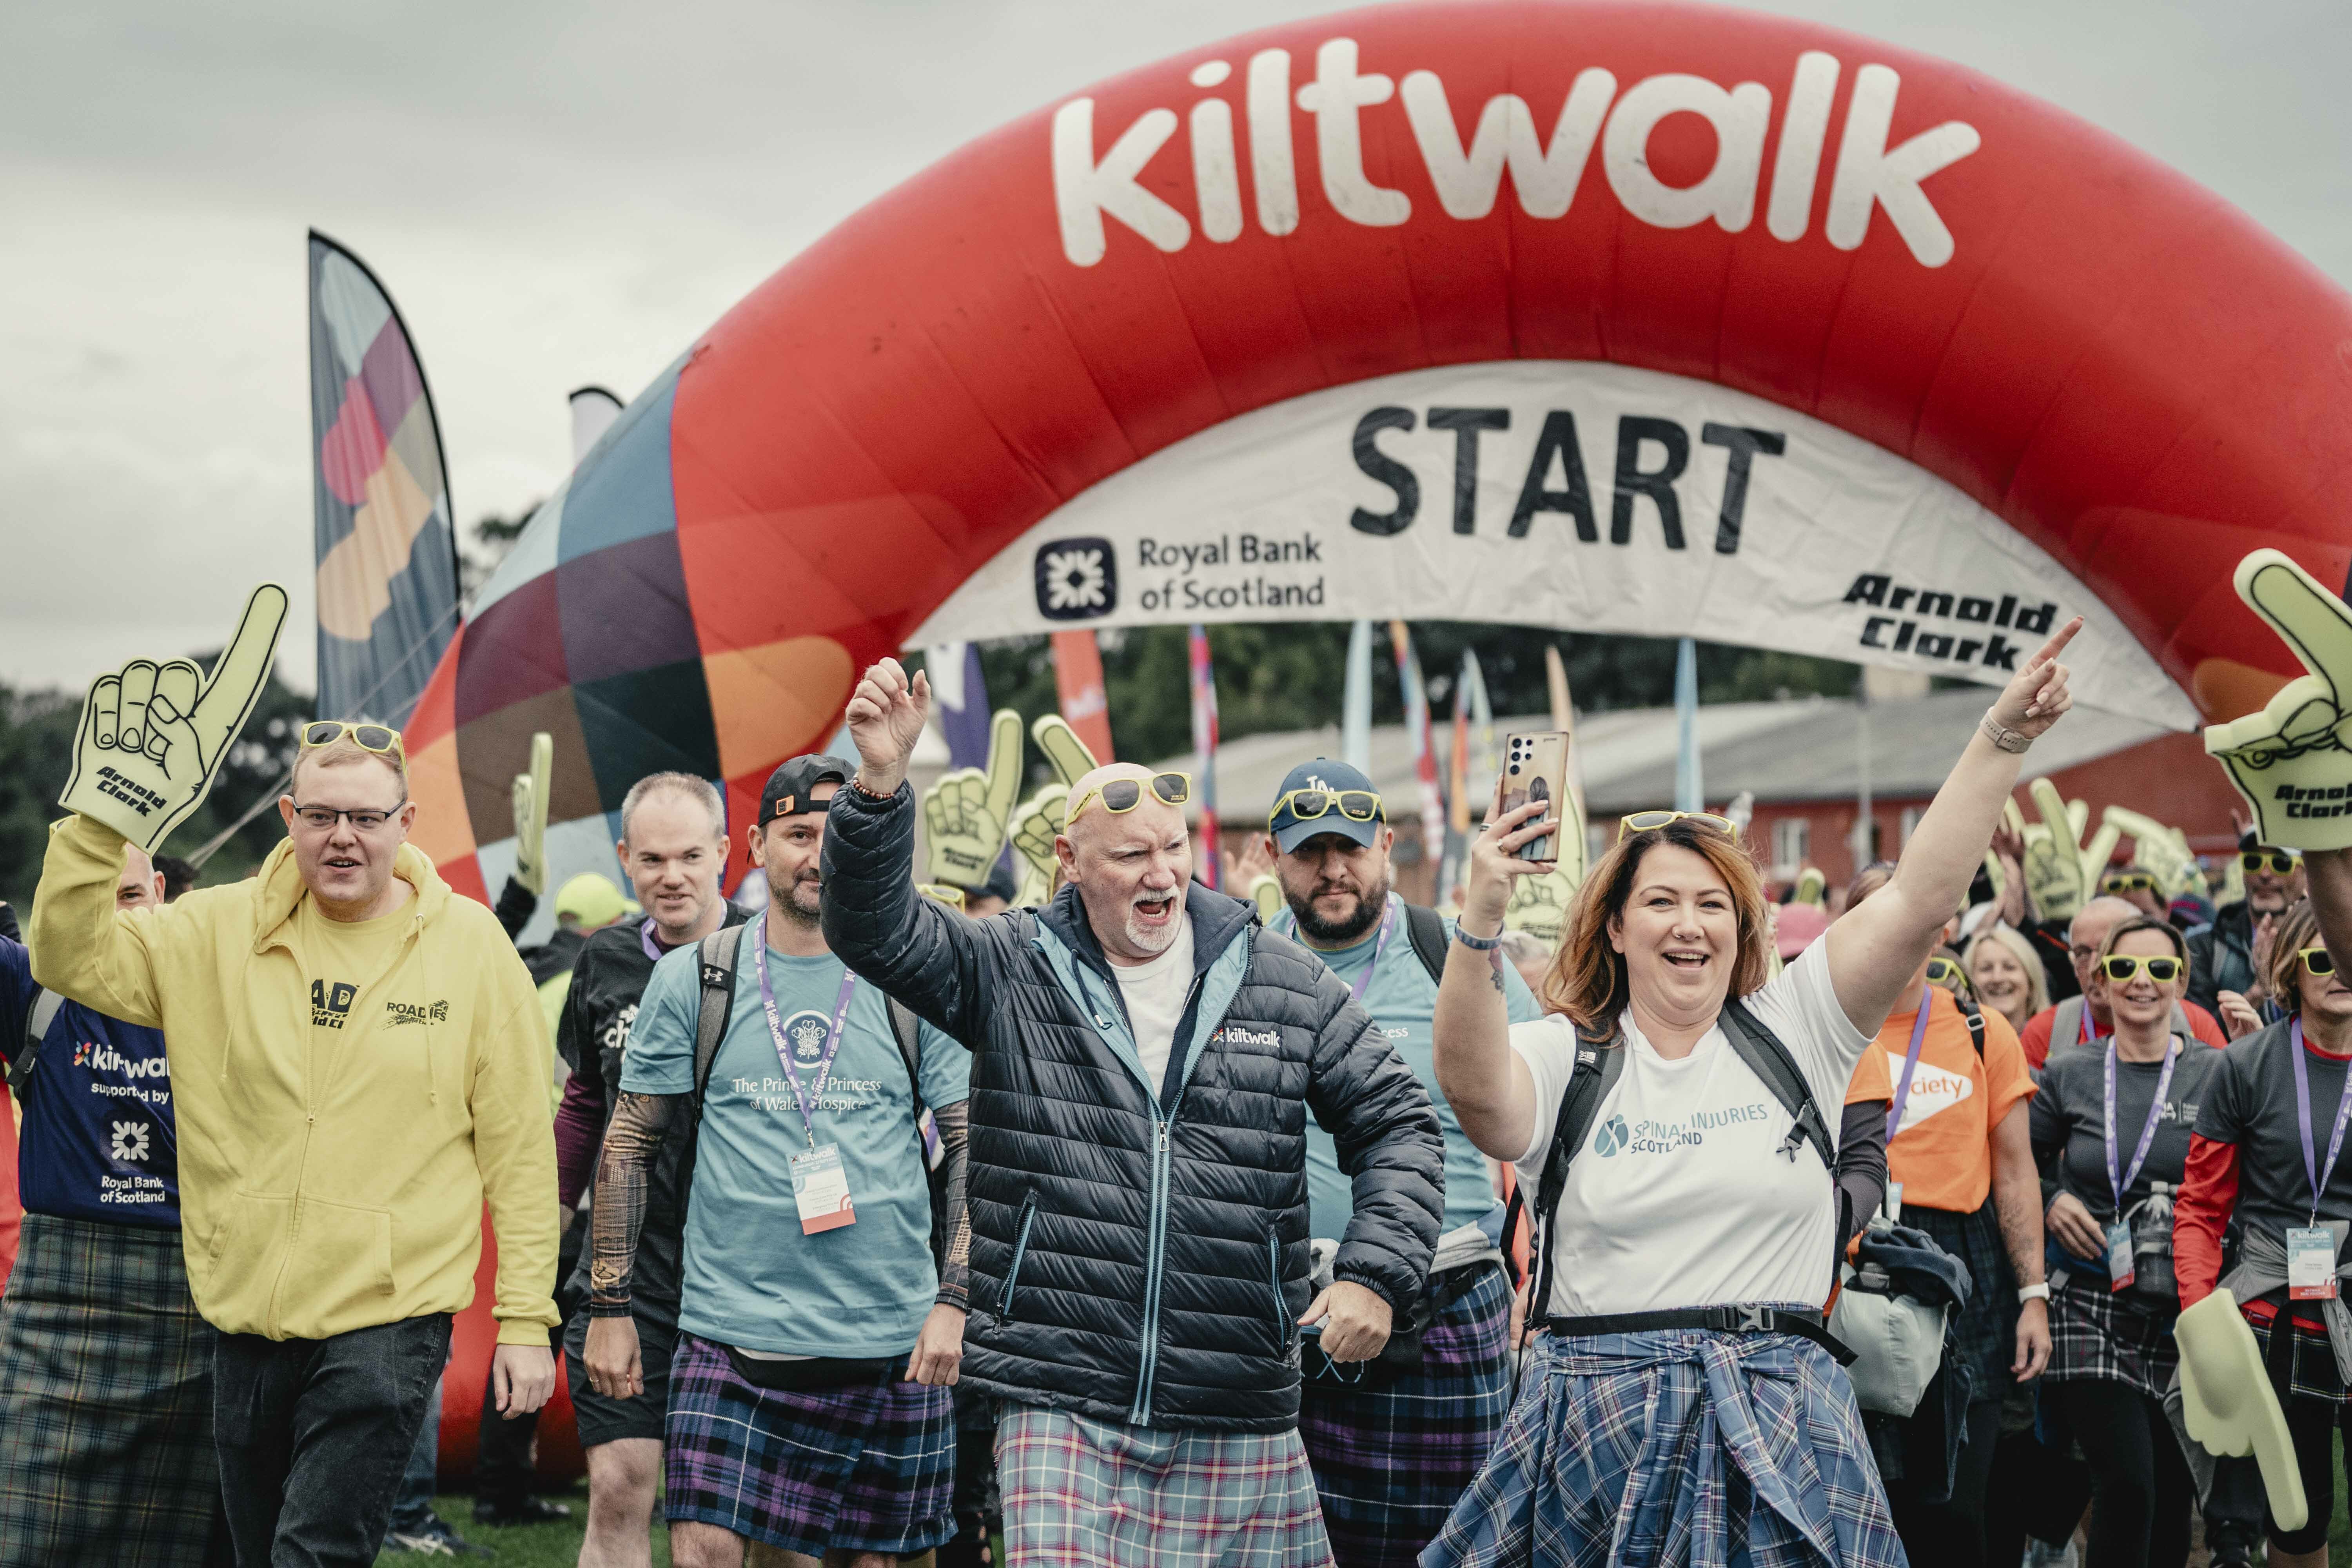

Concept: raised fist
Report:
left=511, top=731, right=553, bottom=895
left=60, top=585, right=288, bottom=852
left=2205, top=550, right=2352, bottom=851
left=1008, top=785, right=1068, bottom=907
left=843, top=657, right=931, bottom=792
left=1503, top=864, right=1579, bottom=947
left=925, top=711, right=1024, bottom=888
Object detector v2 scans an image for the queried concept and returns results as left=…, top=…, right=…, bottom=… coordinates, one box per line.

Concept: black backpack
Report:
left=1506, top=999, right=1835, bottom=1322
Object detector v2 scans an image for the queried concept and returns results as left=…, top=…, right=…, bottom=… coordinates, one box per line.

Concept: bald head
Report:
left=2069, top=895, right=2141, bottom=996
left=116, top=844, right=164, bottom=912
left=1056, top=763, right=1192, bottom=963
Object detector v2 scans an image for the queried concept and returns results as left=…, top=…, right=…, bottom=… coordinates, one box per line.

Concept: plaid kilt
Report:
left=2243, top=1307, right=2351, bottom=1405
left=2044, top=1276, right=2178, bottom=1403
left=1301, top=1262, right=1512, bottom=1568
left=664, top=1332, right=955, bottom=1557
left=1906, top=1200, right=2015, bottom=1399
left=0, top=1213, right=221, bottom=1566
left=996, top=1402, right=1335, bottom=1568
left=1421, top=1315, right=1906, bottom=1568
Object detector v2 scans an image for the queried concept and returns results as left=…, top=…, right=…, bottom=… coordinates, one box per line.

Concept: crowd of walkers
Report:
left=6, top=600, right=2352, bottom=1568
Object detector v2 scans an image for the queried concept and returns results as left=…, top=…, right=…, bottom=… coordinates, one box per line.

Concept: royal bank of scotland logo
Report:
left=1034, top=538, right=1116, bottom=621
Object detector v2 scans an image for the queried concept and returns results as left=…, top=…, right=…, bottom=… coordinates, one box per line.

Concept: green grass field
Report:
left=375, top=1492, right=668, bottom=1567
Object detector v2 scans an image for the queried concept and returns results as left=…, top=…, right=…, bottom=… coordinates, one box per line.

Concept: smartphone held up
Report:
left=1502, top=731, right=1569, bottom=862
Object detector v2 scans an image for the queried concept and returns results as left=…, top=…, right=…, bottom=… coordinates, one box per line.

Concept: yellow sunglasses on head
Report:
left=1617, top=809, right=1738, bottom=843
left=1066, top=771, right=1192, bottom=827
left=301, top=720, right=404, bottom=758
left=1271, top=787, right=1383, bottom=826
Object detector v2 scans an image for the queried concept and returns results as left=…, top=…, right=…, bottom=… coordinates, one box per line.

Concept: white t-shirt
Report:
left=1113, top=916, right=1196, bottom=1094
left=1508, top=941, right=1870, bottom=1317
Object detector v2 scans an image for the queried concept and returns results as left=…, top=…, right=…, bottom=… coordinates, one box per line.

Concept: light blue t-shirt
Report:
left=620, top=925, right=970, bottom=1357
left=1299, top=899, right=1546, bottom=1240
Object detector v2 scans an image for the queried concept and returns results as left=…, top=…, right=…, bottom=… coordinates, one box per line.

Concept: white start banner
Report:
left=909, top=360, right=2196, bottom=730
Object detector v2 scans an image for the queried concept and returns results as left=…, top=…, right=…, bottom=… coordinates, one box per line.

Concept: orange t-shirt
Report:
left=1847, top=987, right=2036, bottom=1215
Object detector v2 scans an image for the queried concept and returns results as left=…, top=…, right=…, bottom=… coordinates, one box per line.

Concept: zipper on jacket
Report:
left=1129, top=969, right=1207, bottom=1425
left=998, top=1192, right=1040, bottom=1320
left=1265, top=1229, right=1289, bottom=1359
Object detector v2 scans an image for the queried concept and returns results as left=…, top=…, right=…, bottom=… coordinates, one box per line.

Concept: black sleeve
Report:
left=1292, top=937, right=1445, bottom=1316
left=1835, top=1098, right=1889, bottom=1255
left=494, top=877, right=537, bottom=944
left=0, top=900, right=19, bottom=944
left=2022, top=918, right=2079, bottom=1003
left=2184, top=925, right=2221, bottom=1016
left=2029, top=1055, right=2070, bottom=1204
left=819, top=782, right=1002, bottom=1047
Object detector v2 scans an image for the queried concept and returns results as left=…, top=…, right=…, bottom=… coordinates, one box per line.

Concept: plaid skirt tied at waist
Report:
left=1421, top=1317, right=1906, bottom=1568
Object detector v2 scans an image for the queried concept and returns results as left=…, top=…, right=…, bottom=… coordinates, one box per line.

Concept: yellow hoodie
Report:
left=30, top=815, right=559, bottom=1345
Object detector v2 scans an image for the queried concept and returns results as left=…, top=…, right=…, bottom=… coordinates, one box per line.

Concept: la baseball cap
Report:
left=759, top=754, right=853, bottom=825
left=1268, top=758, right=1385, bottom=855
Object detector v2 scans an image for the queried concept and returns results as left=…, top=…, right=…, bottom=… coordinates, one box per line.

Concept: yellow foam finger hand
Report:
left=512, top=731, right=554, bottom=894
left=1031, top=715, right=1099, bottom=789
left=2102, top=805, right=2192, bottom=899
left=2205, top=550, right=2352, bottom=851
left=925, top=767, right=1007, bottom=888
left=1794, top=867, right=1826, bottom=909
left=2025, top=778, right=2091, bottom=921
left=1503, top=866, right=1575, bottom=946
left=1009, top=784, right=1067, bottom=906
left=60, top=584, right=289, bottom=852
left=1249, top=873, right=1284, bottom=924
left=2174, top=1289, right=2308, bottom=1531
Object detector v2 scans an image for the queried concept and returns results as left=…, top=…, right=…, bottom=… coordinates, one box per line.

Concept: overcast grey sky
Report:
left=5, top=0, right=2347, bottom=695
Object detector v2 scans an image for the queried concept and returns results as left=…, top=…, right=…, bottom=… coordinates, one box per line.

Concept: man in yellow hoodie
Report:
left=31, top=642, right=559, bottom=1568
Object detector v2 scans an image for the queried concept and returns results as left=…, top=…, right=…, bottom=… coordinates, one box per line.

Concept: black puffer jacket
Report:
left=822, top=783, right=1443, bottom=1431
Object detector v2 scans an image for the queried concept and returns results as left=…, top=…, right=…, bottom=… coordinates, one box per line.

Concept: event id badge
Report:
left=2288, top=1226, right=2338, bottom=1300
left=2105, top=1221, right=2136, bottom=1293
left=789, top=1144, right=857, bottom=1235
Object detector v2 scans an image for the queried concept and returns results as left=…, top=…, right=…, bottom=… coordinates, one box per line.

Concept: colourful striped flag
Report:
left=1189, top=625, right=1221, bottom=889
left=1388, top=622, right=1447, bottom=870
left=1050, top=630, right=1114, bottom=762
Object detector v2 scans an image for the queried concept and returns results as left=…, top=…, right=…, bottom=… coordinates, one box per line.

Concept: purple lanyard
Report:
left=1281, top=896, right=1396, bottom=1004
left=2078, top=1005, right=2107, bottom=1047
left=750, top=914, right=861, bottom=1150
left=2102, top=1038, right=2179, bottom=1214
left=640, top=919, right=664, bottom=962
left=2291, top=1017, right=2352, bottom=1223
left=1885, top=991, right=1935, bottom=1143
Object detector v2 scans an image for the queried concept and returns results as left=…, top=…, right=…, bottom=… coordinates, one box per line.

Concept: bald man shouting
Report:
left=820, top=659, right=1442, bottom=1568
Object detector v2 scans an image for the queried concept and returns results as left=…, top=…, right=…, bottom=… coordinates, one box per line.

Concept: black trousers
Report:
left=212, top=1314, right=450, bottom=1568
left=1886, top=1395, right=2002, bottom=1568
left=2052, top=1380, right=2190, bottom=1568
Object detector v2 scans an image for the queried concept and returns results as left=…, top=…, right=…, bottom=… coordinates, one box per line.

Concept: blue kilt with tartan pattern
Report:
left=1422, top=1319, right=1906, bottom=1568
left=1302, top=1261, right=1513, bottom=1567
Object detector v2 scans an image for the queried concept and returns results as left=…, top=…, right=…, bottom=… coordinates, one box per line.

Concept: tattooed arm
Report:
left=582, top=1090, right=680, bottom=1399
left=934, top=1101, right=971, bottom=1308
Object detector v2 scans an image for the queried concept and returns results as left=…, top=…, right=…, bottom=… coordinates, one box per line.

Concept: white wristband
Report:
left=1980, top=711, right=2032, bottom=753
left=2016, top=1281, right=2050, bottom=1304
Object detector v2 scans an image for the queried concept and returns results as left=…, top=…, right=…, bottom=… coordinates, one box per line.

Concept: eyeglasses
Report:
left=2301, top=947, right=2337, bottom=977
left=915, top=883, right=967, bottom=911
left=301, top=720, right=404, bottom=757
left=2100, top=954, right=2183, bottom=984
left=1925, top=956, right=1970, bottom=991
left=2101, top=872, right=2158, bottom=894
left=1271, top=787, right=1383, bottom=827
left=2244, top=850, right=2302, bottom=875
left=1617, top=810, right=1739, bottom=843
left=289, top=801, right=407, bottom=833
left=1067, top=771, right=1191, bottom=826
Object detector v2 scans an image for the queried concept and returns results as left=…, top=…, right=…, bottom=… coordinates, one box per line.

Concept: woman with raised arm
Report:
left=1421, top=621, right=2079, bottom=1568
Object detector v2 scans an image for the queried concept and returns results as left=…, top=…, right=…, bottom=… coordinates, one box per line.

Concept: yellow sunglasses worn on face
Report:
left=1617, top=809, right=1739, bottom=843
left=2102, top=872, right=2158, bottom=894
left=302, top=720, right=405, bottom=759
left=1066, top=771, right=1192, bottom=826
left=2301, top=947, right=2337, bottom=978
left=1271, top=788, right=1383, bottom=826
left=2245, top=850, right=2302, bottom=875
left=2101, top=954, right=2183, bottom=984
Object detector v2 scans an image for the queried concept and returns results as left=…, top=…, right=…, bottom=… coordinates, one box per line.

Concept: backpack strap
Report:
left=1403, top=903, right=1450, bottom=988
left=689, top=927, right=742, bottom=1119
left=1956, top=991, right=1985, bottom=1058
left=1528, top=1027, right=1627, bottom=1321
left=2053, top=995, right=2085, bottom=1052
left=1719, top=999, right=1837, bottom=1171
left=5, top=987, right=65, bottom=1089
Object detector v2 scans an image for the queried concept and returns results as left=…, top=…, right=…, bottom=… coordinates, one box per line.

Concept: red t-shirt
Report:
left=2019, top=998, right=2229, bottom=1070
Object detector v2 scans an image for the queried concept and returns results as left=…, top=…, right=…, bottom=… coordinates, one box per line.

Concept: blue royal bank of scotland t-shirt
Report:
left=1, top=937, right=179, bottom=1227
left=621, top=924, right=970, bottom=1357
left=1298, top=899, right=1546, bottom=1241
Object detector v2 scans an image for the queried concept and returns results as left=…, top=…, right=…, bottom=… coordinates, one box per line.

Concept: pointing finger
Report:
left=191, top=585, right=289, bottom=754
left=2022, top=617, right=2084, bottom=674
left=1032, top=715, right=1098, bottom=788
left=983, top=710, right=1025, bottom=826
left=2237, top=549, right=2352, bottom=705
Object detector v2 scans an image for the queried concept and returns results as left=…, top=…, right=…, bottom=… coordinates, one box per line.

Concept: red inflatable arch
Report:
left=423, top=0, right=2352, bottom=1468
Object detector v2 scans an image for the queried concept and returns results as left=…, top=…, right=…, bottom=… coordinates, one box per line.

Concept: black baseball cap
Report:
left=759, top=754, right=853, bottom=824
left=1268, top=759, right=1385, bottom=854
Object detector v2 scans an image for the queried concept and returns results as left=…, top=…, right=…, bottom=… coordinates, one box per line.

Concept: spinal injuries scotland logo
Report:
left=1593, top=1113, right=1631, bottom=1157
left=1035, top=538, right=1117, bottom=621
